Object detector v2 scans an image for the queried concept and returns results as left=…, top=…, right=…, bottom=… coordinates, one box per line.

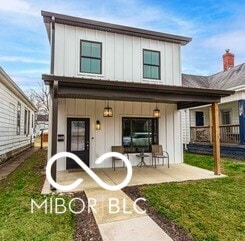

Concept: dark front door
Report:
left=67, top=118, right=90, bottom=169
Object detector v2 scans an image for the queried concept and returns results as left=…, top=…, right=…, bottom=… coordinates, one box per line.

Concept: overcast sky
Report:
left=0, top=0, right=245, bottom=91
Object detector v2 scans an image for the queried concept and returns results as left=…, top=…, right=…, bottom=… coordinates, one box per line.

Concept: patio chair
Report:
left=151, top=145, right=169, bottom=168
left=111, top=146, right=129, bottom=171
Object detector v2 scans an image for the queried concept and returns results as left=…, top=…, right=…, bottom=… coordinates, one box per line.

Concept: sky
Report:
left=0, top=0, right=245, bottom=91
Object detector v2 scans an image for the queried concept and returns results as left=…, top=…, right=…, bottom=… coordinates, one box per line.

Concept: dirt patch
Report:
left=123, top=185, right=193, bottom=241
left=74, top=191, right=102, bottom=241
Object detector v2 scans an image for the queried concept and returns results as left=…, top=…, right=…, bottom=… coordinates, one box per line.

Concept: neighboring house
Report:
left=182, top=50, right=245, bottom=158
left=36, top=114, right=49, bottom=134
left=41, top=11, right=232, bottom=181
left=0, top=67, right=37, bottom=164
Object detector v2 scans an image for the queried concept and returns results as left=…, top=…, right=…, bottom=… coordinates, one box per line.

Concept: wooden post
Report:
left=209, top=106, right=212, bottom=144
left=212, top=102, right=221, bottom=175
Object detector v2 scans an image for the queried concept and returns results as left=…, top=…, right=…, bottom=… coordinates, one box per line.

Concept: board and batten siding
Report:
left=54, top=99, right=182, bottom=171
left=54, top=24, right=182, bottom=86
left=0, top=82, right=35, bottom=161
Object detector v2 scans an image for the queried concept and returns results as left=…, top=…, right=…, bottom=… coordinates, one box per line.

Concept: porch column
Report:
left=51, top=81, right=58, bottom=190
left=209, top=106, right=212, bottom=144
left=238, top=100, right=245, bottom=145
left=212, top=102, right=221, bottom=175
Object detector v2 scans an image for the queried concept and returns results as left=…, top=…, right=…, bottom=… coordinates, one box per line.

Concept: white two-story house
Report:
left=41, top=11, right=232, bottom=182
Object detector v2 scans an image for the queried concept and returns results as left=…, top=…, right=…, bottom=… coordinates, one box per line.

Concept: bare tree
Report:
left=29, top=81, right=49, bottom=115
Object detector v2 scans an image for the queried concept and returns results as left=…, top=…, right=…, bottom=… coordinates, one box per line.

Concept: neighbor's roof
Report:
left=183, top=63, right=245, bottom=90
left=36, top=114, right=49, bottom=122
left=41, top=10, right=191, bottom=46
left=0, top=67, right=37, bottom=111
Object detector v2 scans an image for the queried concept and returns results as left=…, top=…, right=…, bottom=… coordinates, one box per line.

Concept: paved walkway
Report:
left=85, top=188, right=173, bottom=241
left=0, top=147, right=38, bottom=181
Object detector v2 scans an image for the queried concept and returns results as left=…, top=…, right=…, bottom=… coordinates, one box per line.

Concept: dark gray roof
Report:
left=37, top=114, right=49, bottom=122
left=183, top=63, right=245, bottom=90
left=41, top=10, right=191, bottom=46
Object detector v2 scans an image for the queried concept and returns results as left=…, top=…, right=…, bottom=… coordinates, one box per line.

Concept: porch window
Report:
left=122, top=117, right=158, bottom=152
left=195, top=111, right=204, bottom=126
left=221, top=110, right=231, bottom=125
left=16, top=102, right=21, bottom=135
left=143, top=50, right=160, bottom=79
left=80, top=40, right=102, bottom=74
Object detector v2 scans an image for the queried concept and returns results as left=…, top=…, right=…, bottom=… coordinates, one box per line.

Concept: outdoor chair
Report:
left=151, top=145, right=169, bottom=168
left=111, top=146, right=129, bottom=171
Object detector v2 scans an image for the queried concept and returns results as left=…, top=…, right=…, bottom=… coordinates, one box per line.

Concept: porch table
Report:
left=136, top=154, right=149, bottom=167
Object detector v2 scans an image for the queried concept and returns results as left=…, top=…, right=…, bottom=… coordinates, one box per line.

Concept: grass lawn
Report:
left=142, top=153, right=245, bottom=241
left=0, top=149, right=74, bottom=241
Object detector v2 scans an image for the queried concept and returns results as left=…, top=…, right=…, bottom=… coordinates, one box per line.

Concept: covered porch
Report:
left=42, top=74, right=233, bottom=190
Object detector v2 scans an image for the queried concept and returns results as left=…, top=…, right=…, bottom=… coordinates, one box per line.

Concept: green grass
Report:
left=0, top=150, right=74, bottom=241
left=142, top=153, right=245, bottom=241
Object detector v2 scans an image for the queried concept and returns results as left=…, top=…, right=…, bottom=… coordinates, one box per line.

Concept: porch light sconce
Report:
left=153, top=104, right=160, bottom=118
left=96, top=120, right=101, bottom=130
left=103, top=101, right=113, bottom=117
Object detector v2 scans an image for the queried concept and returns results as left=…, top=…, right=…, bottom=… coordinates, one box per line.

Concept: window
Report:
left=143, top=50, right=160, bottom=79
left=222, top=110, right=231, bottom=125
left=24, top=109, right=27, bottom=135
left=80, top=40, right=102, bottom=74
left=16, top=102, right=21, bottom=135
left=122, top=117, right=158, bottom=152
left=31, top=114, right=34, bottom=128
left=195, top=111, right=204, bottom=126
left=27, top=110, right=30, bottom=135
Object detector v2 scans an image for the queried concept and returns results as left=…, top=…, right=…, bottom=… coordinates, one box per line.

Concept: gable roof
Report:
left=183, top=63, right=245, bottom=90
left=41, top=10, right=191, bottom=46
left=0, top=67, right=37, bottom=111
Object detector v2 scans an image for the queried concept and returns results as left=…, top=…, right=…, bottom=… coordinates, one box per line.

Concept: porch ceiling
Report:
left=42, top=74, right=234, bottom=110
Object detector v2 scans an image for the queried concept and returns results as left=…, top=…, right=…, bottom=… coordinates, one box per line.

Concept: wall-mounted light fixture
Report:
left=153, top=104, right=160, bottom=118
left=103, top=100, right=113, bottom=117
left=96, top=120, right=101, bottom=130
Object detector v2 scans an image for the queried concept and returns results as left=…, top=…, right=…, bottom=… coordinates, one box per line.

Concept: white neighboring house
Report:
left=181, top=50, right=245, bottom=155
left=36, top=114, right=49, bottom=135
left=0, top=67, right=37, bottom=164
left=41, top=11, right=232, bottom=176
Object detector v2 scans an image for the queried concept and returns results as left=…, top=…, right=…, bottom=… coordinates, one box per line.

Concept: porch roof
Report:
left=42, top=74, right=234, bottom=110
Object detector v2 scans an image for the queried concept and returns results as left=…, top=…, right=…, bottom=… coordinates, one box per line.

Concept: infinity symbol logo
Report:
left=46, top=152, right=133, bottom=191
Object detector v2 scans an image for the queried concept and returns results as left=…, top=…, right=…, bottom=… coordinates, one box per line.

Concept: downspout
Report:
left=50, top=16, right=55, bottom=75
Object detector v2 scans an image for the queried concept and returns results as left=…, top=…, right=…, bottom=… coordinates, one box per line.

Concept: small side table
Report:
left=136, top=154, right=149, bottom=167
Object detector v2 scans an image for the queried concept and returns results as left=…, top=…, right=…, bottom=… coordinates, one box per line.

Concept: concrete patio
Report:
left=42, top=163, right=226, bottom=194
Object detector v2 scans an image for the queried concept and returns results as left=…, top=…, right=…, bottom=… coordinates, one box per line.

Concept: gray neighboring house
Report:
left=0, top=67, right=37, bottom=164
left=182, top=50, right=245, bottom=158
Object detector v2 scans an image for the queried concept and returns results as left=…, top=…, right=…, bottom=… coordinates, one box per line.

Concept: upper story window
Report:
left=143, top=50, right=160, bottom=80
left=80, top=40, right=102, bottom=74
